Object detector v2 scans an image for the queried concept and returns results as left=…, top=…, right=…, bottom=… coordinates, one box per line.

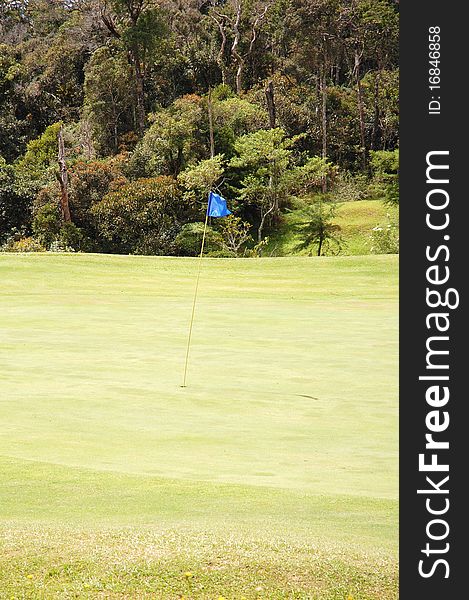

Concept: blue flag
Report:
left=207, top=191, right=231, bottom=218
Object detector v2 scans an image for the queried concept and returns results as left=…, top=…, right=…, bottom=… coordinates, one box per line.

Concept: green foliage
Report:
left=32, top=203, right=89, bottom=251
left=0, top=0, right=399, bottom=257
left=83, top=47, right=134, bottom=155
left=370, top=214, right=399, bottom=254
left=212, top=96, right=269, bottom=157
left=32, top=202, right=61, bottom=247
left=91, top=176, right=180, bottom=255
left=55, top=222, right=88, bottom=252
left=174, top=222, right=222, bottom=256
left=370, top=149, right=399, bottom=205
left=230, top=129, right=332, bottom=242
left=120, top=7, right=167, bottom=58
left=229, top=128, right=294, bottom=216
left=67, top=158, right=128, bottom=240
left=1, top=236, right=45, bottom=253
left=211, top=84, right=235, bottom=101
left=295, top=197, right=341, bottom=256
left=217, top=215, right=253, bottom=256
left=129, top=95, right=206, bottom=177
left=291, top=156, right=338, bottom=195
left=178, top=155, right=224, bottom=207
left=0, top=157, right=32, bottom=241
left=19, top=122, right=61, bottom=168
left=0, top=43, right=29, bottom=161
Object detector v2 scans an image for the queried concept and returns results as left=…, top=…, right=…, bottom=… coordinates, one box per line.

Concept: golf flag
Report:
left=207, top=191, right=231, bottom=217
left=182, top=189, right=230, bottom=387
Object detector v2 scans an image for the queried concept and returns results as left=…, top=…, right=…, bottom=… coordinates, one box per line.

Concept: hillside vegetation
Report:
left=1, top=0, right=399, bottom=257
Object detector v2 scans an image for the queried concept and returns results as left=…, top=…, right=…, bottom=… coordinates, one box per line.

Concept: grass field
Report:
left=0, top=254, right=398, bottom=599
left=264, top=199, right=399, bottom=256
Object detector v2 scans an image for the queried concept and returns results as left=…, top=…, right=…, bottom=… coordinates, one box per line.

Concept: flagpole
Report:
left=182, top=210, right=209, bottom=387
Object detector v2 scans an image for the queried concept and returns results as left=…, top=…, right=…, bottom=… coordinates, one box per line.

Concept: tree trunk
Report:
left=131, top=48, right=146, bottom=134
left=231, top=0, right=243, bottom=95
left=265, top=80, right=276, bottom=129
left=370, top=71, right=380, bottom=151
left=257, top=202, right=275, bottom=243
left=57, top=126, right=71, bottom=223
left=234, top=60, right=243, bottom=95
left=211, top=14, right=228, bottom=84
left=317, top=235, right=323, bottom=257
left=208, top=87, right=215, bottom=158
left=354, top=49, right=367, bottom=170
left=320, top=70, right=328, bottom=193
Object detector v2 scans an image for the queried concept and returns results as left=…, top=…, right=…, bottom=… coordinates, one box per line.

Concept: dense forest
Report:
left=0, top=0, right=399, bottom=256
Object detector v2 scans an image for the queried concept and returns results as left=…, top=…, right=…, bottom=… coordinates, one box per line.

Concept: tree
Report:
left=370, top=149, right=399, bottom=205
left=68, top=157, right=128, bottom=227
left=0, top=43, right=30, bottom=162
left=14, top=122, right=63, bottom=201
left=129, top=95, right=206, bottom=177
left=0, top=0, right=399, bottom=256
left=178, top=155, right=225, bottom=208
left=212, top=92, right=269, bottom=157
left=0, top=157, right=32, bottom=242
left=218, top=214, right=252, bottom=255
left=283, top=0, right=342, bottom=166
left=209, top=0, right=272, bottom=94
left=295, top=197, right=340, bottom=256
left=98, top=0, right=168, bottom=133
left=83, top=46, right=134, bottom=154
left=340, top=0, right=399, bottom=169
left=229, top=127, right=295, bottom=242
left=91, top=175, right=180, bottom=254
left=57, top=125, right=71, bottom=222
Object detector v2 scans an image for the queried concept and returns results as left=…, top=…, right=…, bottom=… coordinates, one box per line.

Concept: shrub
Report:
left=91, top=176, right=180, bottom=254
left=48, top=240, right=75, bottom=253
left=57, top=222, right=89, bottom=251
left=370, top=149, right=399, bottom=205
left=0, top=157, right=33, bottom=242
left=370, top=215, right=399, bottom=254
left=174, top=222, right=222, bottom=256
left=331, top=171, right=371, bottom=202
left=218, top=215, right=252, bottom=255
left=2, top=236, right=45, bottom=252
left=32, top=202, right=61, bottom=247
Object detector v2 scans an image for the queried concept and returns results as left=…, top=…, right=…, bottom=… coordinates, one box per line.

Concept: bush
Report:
left=205, top=249, right=237, bottom=258
left=370, top=215, right=399, bottom=254
left=331, top=171, right=371, bottom=202
left=32, top=204, right=90, bottom=251
left=0, top=157, right=33, bottom=242
left=57, top=222, right=89, bottom=251
left=174, top=222, right=222, bottom=256
left=48, top=240, right=75, bottom=253
left=91, top=176, right=180, bottom=255
left=370, top=150, right=399, bottom=205
left=32, top=202, right=61, bottom=247
left=2, top=236, right=45, bottom=252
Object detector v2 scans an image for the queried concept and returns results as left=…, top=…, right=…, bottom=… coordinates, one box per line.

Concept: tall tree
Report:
left=98, top=0, right=168, bottom=133
left=209, top=0, right=272, bottom=94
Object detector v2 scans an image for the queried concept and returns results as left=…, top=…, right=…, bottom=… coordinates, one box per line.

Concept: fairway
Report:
left=0, top=254, right=398, bottom=598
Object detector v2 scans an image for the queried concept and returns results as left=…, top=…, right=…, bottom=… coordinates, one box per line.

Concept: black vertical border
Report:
left=400, top=2, right=466, bottom=597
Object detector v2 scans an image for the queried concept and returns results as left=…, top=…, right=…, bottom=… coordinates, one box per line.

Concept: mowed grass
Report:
left=0, top=254, right=398, bottom=598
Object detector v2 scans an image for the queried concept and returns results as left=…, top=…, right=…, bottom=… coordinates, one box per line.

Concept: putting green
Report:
left=0, top=254, right=398, bottom=598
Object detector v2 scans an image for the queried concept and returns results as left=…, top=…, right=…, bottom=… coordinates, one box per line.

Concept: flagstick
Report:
left=182, top=211, right=209, bottom=387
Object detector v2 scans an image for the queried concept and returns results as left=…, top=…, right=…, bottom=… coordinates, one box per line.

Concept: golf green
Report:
left=0, top=254, right=398, bottom=598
